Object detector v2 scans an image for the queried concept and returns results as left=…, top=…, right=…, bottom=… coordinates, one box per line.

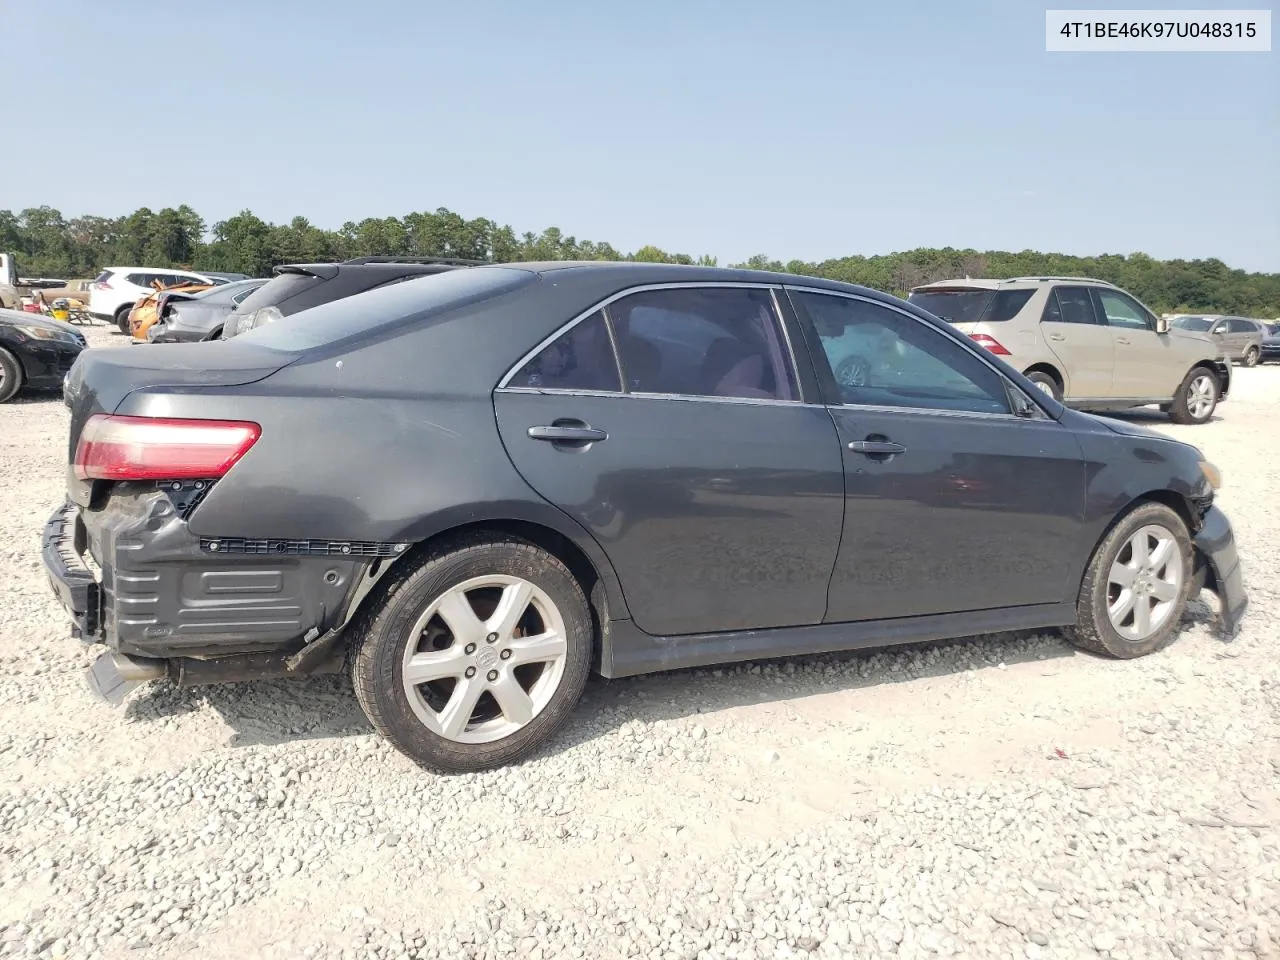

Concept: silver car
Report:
left=908, top=277, right=1232, bottom=425
left=1169, top=315, right=1265, bottom=367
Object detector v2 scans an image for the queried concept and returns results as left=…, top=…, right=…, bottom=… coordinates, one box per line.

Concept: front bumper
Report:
left=1192, top=505, right=1248, bottom=638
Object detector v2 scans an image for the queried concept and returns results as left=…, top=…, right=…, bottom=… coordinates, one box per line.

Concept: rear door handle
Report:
left=1048, top=333, right=1066, bottom=342
left=528, top=423, right=608, bottom=443
left=848, top=440, right=906, bottom=456
left=1116, top=337, right=1131, bottom=345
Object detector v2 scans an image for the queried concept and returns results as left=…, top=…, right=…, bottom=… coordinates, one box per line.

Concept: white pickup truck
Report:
left=0, top=252, right=73, bottom=310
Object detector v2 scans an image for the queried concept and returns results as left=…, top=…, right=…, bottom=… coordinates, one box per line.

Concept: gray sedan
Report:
left=44, top=263, right=1248, bottom=773
left=147, top=279, right=268, bottom=343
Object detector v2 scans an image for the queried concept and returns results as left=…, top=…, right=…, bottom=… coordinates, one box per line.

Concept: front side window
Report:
left=506, top=311, right=621, bottom=392
left=607, top=287, right=798, bottom=401
left=1096, top=290, right=1152, bottom=330
left=794, top=291, right=1012, bottom=415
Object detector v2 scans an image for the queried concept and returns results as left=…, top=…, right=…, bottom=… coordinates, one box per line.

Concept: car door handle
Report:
left=848, top=439, right=906, bottom=456
left=1116, top=337, right=1131, bottom=345
left=528, top=423, right=608, bottom=443
left=1048, top=333, right=1066, bottom=342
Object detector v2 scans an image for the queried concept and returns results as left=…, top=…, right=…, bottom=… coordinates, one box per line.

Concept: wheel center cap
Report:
left=476, top=645, right=499, bottom=670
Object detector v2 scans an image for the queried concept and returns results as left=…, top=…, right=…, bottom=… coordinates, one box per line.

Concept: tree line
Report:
left=2, top=205, right=1277, bottom=317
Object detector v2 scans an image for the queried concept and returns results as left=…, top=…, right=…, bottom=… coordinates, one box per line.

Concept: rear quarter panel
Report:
left=112, top=273, right=638, bottom=616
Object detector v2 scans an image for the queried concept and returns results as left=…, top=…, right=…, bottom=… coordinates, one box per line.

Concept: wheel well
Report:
left=393, top=519, right=610, bottom=667
left=1131, top=490, right=1196, bottom=531
left=1185, top=360, right=1225, bottom=391
left=1022, top=363, right=1063, bottom=389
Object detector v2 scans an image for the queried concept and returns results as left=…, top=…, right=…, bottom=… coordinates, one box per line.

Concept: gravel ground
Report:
left=1, top=324, right=1277, bottom=960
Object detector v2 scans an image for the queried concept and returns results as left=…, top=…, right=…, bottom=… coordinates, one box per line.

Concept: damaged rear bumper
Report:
left=1192, top=505, right=1248, bottom=638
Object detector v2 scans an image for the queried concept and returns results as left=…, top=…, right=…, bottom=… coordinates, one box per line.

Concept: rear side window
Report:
left=507, top=312, right=621, bottom=392
left=233, top=273, right=325, bottom=315
left=608, top=287, right=798, bottom=401
left=238, top=266, right=534, bottom=351
left=907, top=290, right=993, bottom=323
left=125, top=272, right=154, bottom=287
left=987, top=290, right=1035, bottom=321
left=1043, top=287, right=1097, bottom=325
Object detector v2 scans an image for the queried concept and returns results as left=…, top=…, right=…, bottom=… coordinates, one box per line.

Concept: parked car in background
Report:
left=200, top=271, right=250, bottom=283
left=127, top=281, right=216, bottom=342
left=220, top=256, right=481, bottom=339
left=907, top=277, right=1231, bottom=424
left=1260, top=322, right=1280, bottom=364
left=0, top=307, right=86, bottom=403
left=32, top=279, right=95, bottom=306
left=1169, top=315, right=1265, bottom=367
left=147, top=279, right=269, bottom=343
left=44, top=263, right=1246, bottom=773
left=90, top=267, right=222, bottom=332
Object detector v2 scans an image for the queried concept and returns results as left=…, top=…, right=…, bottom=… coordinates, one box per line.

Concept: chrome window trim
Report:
left=496, top=280, right=795, bottom=394
left=782, top=284, right=1038, bottom=417
left=499, top=385, right=829, bottom=410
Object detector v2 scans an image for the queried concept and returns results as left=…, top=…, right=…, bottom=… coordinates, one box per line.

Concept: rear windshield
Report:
left=231, top=272, right=325, bottom=316
left=238, top=266, right=535, bottom=351
left=908, top=288, right=1034, bottom=323
left=1171, top=316, right=1215, bottom=332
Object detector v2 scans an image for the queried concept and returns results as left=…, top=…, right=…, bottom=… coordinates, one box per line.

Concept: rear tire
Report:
left=1242, top=346, right=1260, bottom=368
left=1024, top=370, right=1063, bottom=402
left=1065, top=501, right=1192, bottom=659
left=114, top=305, right=132, bottom=334
left=0, top=348, right=22, bottom=403
left=1167, top=366, right=1218, bottom=424
left=348, top=535, right=592, bottom=773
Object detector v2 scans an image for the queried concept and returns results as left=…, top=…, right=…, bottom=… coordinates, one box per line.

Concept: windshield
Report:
left=1171, top=316, right=1215, bottom=332
left=907, top=288, right=1034, bottom=324
left=238, top=266, right=534, bottom=351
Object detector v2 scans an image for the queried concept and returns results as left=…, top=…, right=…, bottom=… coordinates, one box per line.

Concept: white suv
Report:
left=89, top=267, right=219, bottom=332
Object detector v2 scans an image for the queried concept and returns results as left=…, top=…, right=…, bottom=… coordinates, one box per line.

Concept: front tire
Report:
left=1167, top=366, right=1218, bottom=424
left=1064, top=501, right=1192, bottom=659
left=0, top=348, right=23, bottom=403
left=1242, top=346, right=1260, bottom=368
left=348, top=536, right=592, bottom=773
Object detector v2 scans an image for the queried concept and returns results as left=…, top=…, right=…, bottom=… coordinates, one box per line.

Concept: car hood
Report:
left=1166, top=328, right=1215, bottom=347
left=0, top=308, right=82, bottom=337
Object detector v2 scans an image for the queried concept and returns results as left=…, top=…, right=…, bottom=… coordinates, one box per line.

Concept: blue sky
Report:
left=4, top=0, right=1277, bottom=271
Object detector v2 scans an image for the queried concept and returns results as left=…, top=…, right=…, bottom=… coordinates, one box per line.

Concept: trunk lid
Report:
left=63, top=341, right=296, bottom=505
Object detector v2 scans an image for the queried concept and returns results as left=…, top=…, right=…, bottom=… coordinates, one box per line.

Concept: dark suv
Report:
left=217, top=256, right=482, bottom=339
left=44, top=263, right=1247, bottom=773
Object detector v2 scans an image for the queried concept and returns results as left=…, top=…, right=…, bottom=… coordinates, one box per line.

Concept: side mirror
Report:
left=1155, top=316, right=1171, bottom=334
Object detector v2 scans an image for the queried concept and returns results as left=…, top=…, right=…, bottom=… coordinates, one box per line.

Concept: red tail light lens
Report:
left=74, top=415, right=261, bottom=481
left=968, top=333, right=1011, bottom=356
left=94, top=281, right=112, bottom=290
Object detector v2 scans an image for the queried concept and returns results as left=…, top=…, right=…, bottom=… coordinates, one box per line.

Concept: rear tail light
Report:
left=968, top=333, right=1011, bottom=356
left=73, top=415, right=261, bottom=481
left=94, top=281, right=112, bottom=291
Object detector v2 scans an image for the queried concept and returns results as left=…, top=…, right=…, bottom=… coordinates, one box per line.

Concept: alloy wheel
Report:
left=1186, top=375, right=1216, bottom=420
left=1106, top=524, right=1183, bottom=642
left=400, top=575, right=568, bottom=744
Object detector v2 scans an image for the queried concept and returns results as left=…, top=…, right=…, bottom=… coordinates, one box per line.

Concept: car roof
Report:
left=912, top=276, right=1119, bottom=292
left=103, top=266, right=209, bottom=275
left=486, top=260, right=888, bottom=298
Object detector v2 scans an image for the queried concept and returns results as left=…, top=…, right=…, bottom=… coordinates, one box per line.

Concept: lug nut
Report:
left=464, top=643, right=476, bottom=654
left=465, top=667, right=476, bottom=678
left=487, top=670, right=498, bottom=682
left=500, top=649, right=512, bottom=660
left=486, top=632, right=498, bottom=643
